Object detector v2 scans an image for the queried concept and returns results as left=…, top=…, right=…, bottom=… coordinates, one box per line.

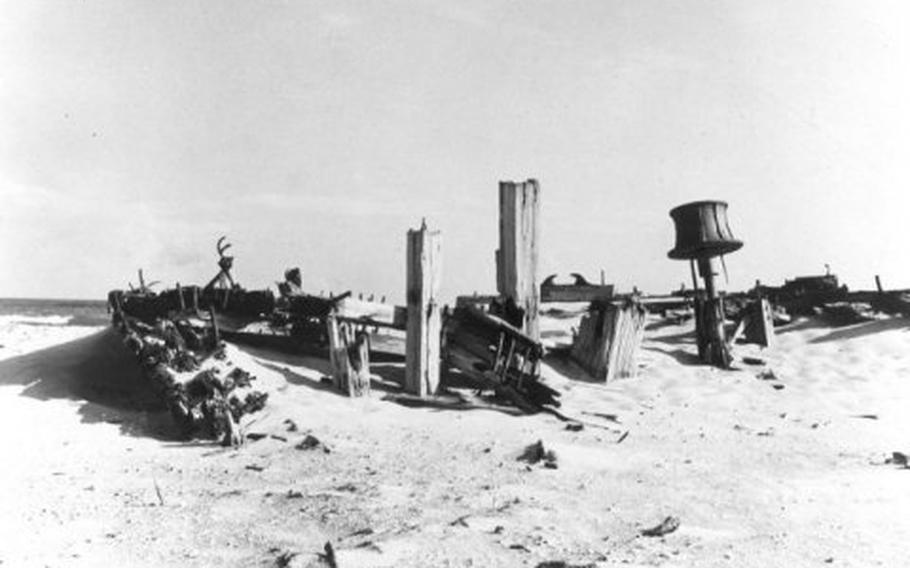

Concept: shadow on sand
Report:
left=240, top=343, right=406, bottom=397
left=642, top=345, right=703, bottom=366
left=809, top=317, right=910, bottom=344
left=0, top=328, right=176, bottom=439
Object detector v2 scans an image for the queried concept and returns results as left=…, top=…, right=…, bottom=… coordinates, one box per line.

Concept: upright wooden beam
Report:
left=327, top=314, right=371, bottom=397
left=405, top=220, right=442, bottom=397
left=496, top=179, right=540, bottom=340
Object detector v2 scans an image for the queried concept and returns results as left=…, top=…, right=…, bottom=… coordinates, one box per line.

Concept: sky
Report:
left=1, top=1, right=909, bottom=302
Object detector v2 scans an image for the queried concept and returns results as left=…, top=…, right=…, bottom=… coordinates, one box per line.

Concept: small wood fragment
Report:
left=641, top=515, right=680, bottom=537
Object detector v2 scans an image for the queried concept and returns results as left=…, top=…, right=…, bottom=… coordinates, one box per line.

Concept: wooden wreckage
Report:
left=110, top=179, right=908, bottom=442
left=106, top=180, right=660, bottom=444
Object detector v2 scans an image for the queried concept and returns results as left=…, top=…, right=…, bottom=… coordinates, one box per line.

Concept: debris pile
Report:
left=443, top=305, right=560, bottom=411
left=108, top=286, right=268, bottom=445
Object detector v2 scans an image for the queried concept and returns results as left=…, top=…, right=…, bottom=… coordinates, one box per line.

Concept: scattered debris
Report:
left=246, top=433, right=268, bottom=441
left=583, top=411, right=621, bottom=423
left=274, top=549, right=298, bottom=568
left=450, top=515, right=470, bottom=527
left=772, top=384, right=785, bottom=391
left=153, top=478, right=165, bottom=506
left=245, top=464, right=265, bottom=472
left=616, top=431, right=630, bottom=444
left=536, top=562, right=598, bottom=568
left=287, top=490, right=303, bottom=499
left=565, top=422, right=584, bottom=432
left=284, top=418, right=299, bottom=432
left=321, top=541, right=338, bottom=568
left=296, top=434, right=331, bottom=453
left=270, top=434, right=288, bottom=442
left=518, top=440, right=558, bottom=468
left=886, top=452, right=908, bottom=467
left=640, top=515, right=681, bottom=537
left=756, top=369, right=777, bottom=381
left=742, top=356, right=765, bottom=366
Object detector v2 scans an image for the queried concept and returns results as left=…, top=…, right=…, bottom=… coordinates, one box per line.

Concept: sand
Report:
left=1, top=314, right=908, bottom=567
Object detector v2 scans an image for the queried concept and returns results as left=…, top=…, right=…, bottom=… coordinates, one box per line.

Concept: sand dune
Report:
left=1, top=314, right=909, bottom=567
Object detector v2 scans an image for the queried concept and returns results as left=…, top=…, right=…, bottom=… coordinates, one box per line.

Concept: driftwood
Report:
left=570, top=299, right=646, bottom=381
left=443, top=305, right=559, bottom=411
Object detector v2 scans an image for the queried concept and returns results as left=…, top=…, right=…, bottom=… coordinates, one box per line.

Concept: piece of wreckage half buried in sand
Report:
left=107, top=237, right=274, bottom=446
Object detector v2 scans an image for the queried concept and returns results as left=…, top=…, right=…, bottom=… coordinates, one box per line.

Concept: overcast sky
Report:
left=1, top=1, right=908, bottom=301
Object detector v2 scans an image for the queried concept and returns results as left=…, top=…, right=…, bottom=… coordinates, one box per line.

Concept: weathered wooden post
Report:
left=571, top=299, right=647, bottom=381
left=496, top=179, right=540, bottom=341
left=668, top=201, right=743, bottom=368
left=208, top=305, right=220, bottom=347
left=327, top=314, right=371, bottom=397
left=176, top=282, right=186, bottom=311
left=405, top=220, right=442, bottom=397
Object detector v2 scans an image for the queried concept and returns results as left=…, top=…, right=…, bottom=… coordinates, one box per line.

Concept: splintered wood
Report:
left=496, top=179, right=540, bottom=341
left=744, top=298, right=775, bottom=347
left=443, top=305, right=560, bottom=411
left=571, top=300, right=646, bottom=382
left=405, top=221, right=442, bottom=397
left=327, top=314, right=371, bottom=397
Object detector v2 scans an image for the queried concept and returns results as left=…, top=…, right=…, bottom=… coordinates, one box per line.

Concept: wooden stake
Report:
left=405, top=221, right=442, bottom=397
left=327, top=315, right=371, bottom=397
left=496, top=179, right=540, bottom=340
left=208, top=305, right=220, bottom=346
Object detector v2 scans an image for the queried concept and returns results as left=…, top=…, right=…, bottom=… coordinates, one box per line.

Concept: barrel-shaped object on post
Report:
left=668, top=200, right=743, bottom=260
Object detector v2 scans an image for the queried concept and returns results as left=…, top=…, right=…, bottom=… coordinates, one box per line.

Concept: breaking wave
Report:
left=0, top=314, right=74, bottom=326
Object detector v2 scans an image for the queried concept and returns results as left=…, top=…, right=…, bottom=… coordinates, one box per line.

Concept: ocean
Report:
left=0, top=298, right=111, bottom=328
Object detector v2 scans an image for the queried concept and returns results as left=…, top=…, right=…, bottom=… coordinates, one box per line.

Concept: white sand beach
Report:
left=1, top=313, right=908, bottom=567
